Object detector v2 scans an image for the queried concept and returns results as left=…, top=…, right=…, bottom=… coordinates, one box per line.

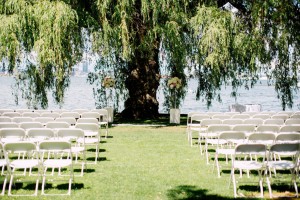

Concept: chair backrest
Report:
left=271, top=114, right=289, bottom=121
left=186, top=112, right=205, bottom=124
left=57, top=128, right=84, bottom=141
left=275, top=133, right=300, bottom=144
left=22, top=112, right=40, bottom=118
left=2, top=112, right=21, bottom=118
left=0, top=116, right=12, bottom=122
left=55, top=117, right=77, bottom=126
left=290, top=114, right=300, bottom=119
left=277, top=111, right=294, bottom=117
left=231, top=114, right=251, bottom=119
left=39, top=141, right=71, bottom=153
left=77, top=118, right=99, bottom=124
left=40, top=112, right=60, bottom=119
left=248, top=132, right=276, bottom=145
left=256, top=124, right=280, bottom=133
left=12, top=117, right=34, bottom=123
left=19, top=122, right=44, bottom=130
left=15, top=109, right=33, bottom=114
left=0, top=122, right=19, bottom=128
left=45, top=121, right=70, bottom=129
left=75, top=123, right=99, bottom=137
left=73, top=109, right=89, bottom=114
left=269, top=143, right=300, bottom=157
left=201, top=119, right=222, bottom=126
left=207, top=124, right=231, bottom=133
left=222, top=119, right=243, bottom=125
left=92, top=109, right=109, bottom=122
left=4, top=141, right=37, bottom=153
left=279, top=125, right=300, bottom=133
left=0, top=128, right=26, bottom=142
left=33, top=110, right=52, bottom=114
left=0, top=109, right=14, bottom=115
left=27, top=128, right=55, bottom=141
left=285, top=118, right=300, bottom=125
left=235, top=143, right=266, bottom=155
left=218, top=131, right=245, bottom=145
left=263, top=118, right=285, bottom=125
left=252, top=114, right=271, bottom=120
left=34, top=117, right=55, bottom=125
left=211, top=114, right=231, bottom=120
left=232, top=124, right=256, bottom=133
left=81, top=112, right=100, bottom=119
left=60, top=112, right=80, bottom=119
left=243, top=118, right=264, bottom=126
left=190, top=114, right=210, bottom=124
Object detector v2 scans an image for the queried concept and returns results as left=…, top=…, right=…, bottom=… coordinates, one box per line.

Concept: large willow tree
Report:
left=0, top=0, right=299, bottom=119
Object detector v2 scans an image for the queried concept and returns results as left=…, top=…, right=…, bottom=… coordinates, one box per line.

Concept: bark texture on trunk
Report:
left=121, top=50, right=160, bottom=119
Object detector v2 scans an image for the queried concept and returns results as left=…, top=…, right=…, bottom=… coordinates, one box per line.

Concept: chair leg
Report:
left=1, top=175, right=7, bottom=196
left=232, top=170, right=237, bottom=198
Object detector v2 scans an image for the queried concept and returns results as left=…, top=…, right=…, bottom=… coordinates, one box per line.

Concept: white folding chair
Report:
left=231, top=114, right=251, bottom=119
left=39, top=141, right=73, bottom=195
left=214, top=131, right=245, bottom=177
left=75, top=123, right=100, bottom=164
left=0, top=142, right=7, bottom=196
left=230, top=144, right=267, bottom=198
left=187, top=114, right=210, bottom=146
left=57, top=128, right=85, bottom=176
left=81, top=112, right=100, bottom=119
left=4, top=141, right=40, bottom=196
left=266, top=143, right=299, bottom=198
left=45, top=121, right=70, bottom=130
left=204, top=124, right=231, bottom=164
left=232, top=124, right=256, bottom=137
left=197, top=119, right=222, bottom=153
left=275, top=133, right=300, bottom=144
left=271, top=114, right=289, bottom=121
left=252, top=114, right=271, bottom=120
left=95, top=109, right=109, bottom=138
left=77, top=118, right=99, bottom=124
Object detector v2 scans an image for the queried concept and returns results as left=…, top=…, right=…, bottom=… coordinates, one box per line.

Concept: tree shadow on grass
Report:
left=166, top=185, right=254, bottom=200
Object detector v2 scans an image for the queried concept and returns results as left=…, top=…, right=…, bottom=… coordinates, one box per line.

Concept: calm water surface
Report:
left=0, top=77, right=299, bottom=114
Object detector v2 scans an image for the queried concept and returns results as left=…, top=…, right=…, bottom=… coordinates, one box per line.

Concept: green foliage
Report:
left=0, top=0, right=299, bottom=112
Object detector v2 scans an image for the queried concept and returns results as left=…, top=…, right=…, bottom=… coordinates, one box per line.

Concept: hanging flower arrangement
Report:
left=102, top=76, right=115, bottom=88
left=167, top=77, right=182, bottom=89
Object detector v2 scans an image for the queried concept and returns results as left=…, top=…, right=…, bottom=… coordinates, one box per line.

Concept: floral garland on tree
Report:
left=102, top=76, right=115, bottom=88
left=167, top=77, right=182, bottom=89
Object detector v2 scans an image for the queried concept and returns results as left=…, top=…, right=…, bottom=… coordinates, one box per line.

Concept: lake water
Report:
left=0, top=76, right=299, bottom=114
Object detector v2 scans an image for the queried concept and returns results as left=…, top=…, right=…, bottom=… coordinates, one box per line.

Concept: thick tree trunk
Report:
left=121, top=49, right=160, bottom=119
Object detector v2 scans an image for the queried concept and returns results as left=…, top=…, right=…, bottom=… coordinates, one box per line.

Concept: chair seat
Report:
left=10, top=159, right=39, bottom=169
left=71, top=146, right=85, bottom=153
left=234, top=161, right=264, bottom=170
left=267, top=161, right=296, bottom=170
left=43, top=159, right=72, bottom=168
left=84, top=131, right=98, bottom=137
left=216, top=148, right=235, bottom=155
left=78, top=138, right=98, bottom=144
left=0, top=159, right=6, bottom=167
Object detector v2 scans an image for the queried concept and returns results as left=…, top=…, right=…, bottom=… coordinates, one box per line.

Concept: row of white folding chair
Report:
left=203, top=125, right=300, bottom=164
left=0, top=140, right=74, bottom=196
left=230, top=143, right=299, bottom=198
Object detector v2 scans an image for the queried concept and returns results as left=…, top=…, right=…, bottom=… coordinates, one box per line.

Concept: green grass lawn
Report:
left=1, top=124, right=298, bottom=199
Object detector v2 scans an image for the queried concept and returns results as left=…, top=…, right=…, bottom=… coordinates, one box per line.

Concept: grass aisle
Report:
left=80, top=126, right=235, bottom=200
